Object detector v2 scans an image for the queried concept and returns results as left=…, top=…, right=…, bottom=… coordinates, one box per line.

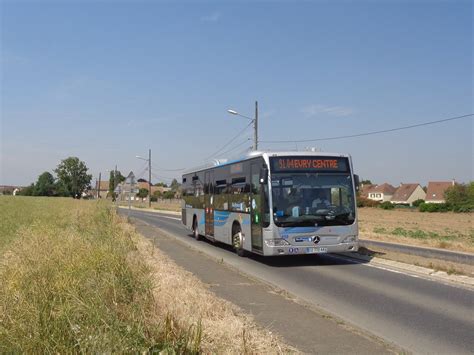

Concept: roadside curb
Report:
left=359, top=239, right=474, bottom=265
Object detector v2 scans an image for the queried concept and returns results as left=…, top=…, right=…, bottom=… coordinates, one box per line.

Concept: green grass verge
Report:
left=0, top=196, right=200, bottom=353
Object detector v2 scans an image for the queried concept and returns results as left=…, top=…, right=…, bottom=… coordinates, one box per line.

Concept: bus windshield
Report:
left=271, top=173, right=356, bottom=227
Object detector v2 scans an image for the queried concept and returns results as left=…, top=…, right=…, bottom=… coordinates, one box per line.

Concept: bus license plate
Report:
left=306, top=247, right=328, bottom=254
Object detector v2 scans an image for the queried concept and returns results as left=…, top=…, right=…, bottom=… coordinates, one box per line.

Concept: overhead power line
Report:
left=260, top=113, right=473, bottom=144
left=153, top=167, right=185, bottom=171
left=202, top=121, right=253, bottom=161
left=151, top=172, right=175, bottom=182
left=217, top=138, right=252, bottom=158
left=150, top=169, right=177, bottom=180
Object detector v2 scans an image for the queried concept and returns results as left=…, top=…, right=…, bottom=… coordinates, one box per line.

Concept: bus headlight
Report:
left=342, top=236, right=357, bottom=243
left=265, top=239, right=291, bottom=247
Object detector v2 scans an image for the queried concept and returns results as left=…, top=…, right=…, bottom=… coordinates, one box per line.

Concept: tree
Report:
left=170, top=178, right=180, bottom=191
left=34, top=172, right=56, bottom=196
left=55, top=157, right=92, bottom=198
left=155, top=182, right=168, bottom=187
left=444, top=182, right=474, bottom=212
left=18, top=183, right=35, bottom=196
left=108, top=171, right=116, bottom=197
left=360, top=179, right=372, bottom=185
left=137, top=188, right=149, bottom=199
left=109, top=170, right=126, bottom=197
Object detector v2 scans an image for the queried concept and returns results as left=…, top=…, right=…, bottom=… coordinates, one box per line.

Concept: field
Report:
left=358, top=208, right=474, bottom=253
left=0, top=196, right=291, bottom=353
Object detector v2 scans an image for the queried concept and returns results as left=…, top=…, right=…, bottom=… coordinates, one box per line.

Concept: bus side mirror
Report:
left=354, top=174, right=360, bottom=191
left=259, top=168, right=268, bottom=184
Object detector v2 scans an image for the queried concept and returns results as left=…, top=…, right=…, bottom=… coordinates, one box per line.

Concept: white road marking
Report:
left=328, top=254, right=474, bottom=291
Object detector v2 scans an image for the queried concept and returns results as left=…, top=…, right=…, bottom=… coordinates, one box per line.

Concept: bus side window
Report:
left=251, top=172, right=260, bottom=195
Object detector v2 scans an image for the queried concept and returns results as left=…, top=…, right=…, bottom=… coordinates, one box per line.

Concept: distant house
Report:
left=391, top=183, right=426, bottom=206
left=425, top=181, right=454, bottom=204
left=0, top=185, right=21, bottom=195
left=359, top=184, right=374, bottom=198
left=137, top=182, right=171, bottom=195
left=366, top=183, right=397, bottom=202
left=94, top=181, right=110, bottom=198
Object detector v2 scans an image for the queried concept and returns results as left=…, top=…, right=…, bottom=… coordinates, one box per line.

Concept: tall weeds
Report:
left=0, top=197, right=200, bottom=353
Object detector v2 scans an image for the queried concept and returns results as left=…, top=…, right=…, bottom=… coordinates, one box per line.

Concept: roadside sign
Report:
left=125, top=171, right=136, bottom=185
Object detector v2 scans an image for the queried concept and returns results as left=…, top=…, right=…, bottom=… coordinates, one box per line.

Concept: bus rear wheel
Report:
left=232, top=225, right=246, bottom=257
left=193, top=217, right=201, bottom=241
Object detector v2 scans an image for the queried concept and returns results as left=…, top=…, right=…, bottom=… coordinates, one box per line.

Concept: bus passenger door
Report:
left=204, top=171, right=214, bottom=237
left=250, top=163, right=263, bottom=252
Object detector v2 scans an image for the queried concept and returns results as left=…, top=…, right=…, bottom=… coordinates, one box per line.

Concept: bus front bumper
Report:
left=262, top=242, right=358, bottom=256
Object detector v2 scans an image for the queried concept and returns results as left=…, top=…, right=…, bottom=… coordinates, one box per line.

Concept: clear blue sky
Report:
left=1, top=0, right=472, bottom=186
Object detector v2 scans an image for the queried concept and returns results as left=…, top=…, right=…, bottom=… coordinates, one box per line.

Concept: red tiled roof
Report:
left=425, top=181, right=453, bottom=202
left=359, top=184, right=374, bottom=197
left=391, top=184, right=420, bottom=202
left=366, top=183, right=396, bottom=195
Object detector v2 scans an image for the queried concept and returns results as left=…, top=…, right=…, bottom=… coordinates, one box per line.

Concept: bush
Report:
left=150, top=196, right=158, bottom=202
left=444, top=182, right=474, bottom=212
left=357, top=196, right=380, bottom=208
left=379, top=201, right=394, bottom=210
left=412, top=199, right=425, bottom=207
left=163, top=191, right=176, bottom=199
left=419, top=202, right=449, bottom=213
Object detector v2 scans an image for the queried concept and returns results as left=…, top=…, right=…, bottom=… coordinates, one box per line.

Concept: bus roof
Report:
left=182, top=150, right=351, bottom=175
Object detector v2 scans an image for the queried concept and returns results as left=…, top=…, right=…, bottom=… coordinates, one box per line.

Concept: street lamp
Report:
left=227, top=101, right=259, bottom=151
left=136, top=149, right=152, bottom=208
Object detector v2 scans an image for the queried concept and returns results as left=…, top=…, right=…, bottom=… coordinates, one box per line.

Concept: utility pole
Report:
left=254, top=101, right=258, bottom=151
left=148, top=149, right=152, bottom=208
left=97, top=172, right=101, bottom=199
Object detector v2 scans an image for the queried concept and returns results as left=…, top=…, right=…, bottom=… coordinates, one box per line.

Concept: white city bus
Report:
left=181, top=151, right=359, bottom=256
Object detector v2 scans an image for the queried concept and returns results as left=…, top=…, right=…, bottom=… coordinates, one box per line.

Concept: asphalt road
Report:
left=124, top=209, right=474, bottom=354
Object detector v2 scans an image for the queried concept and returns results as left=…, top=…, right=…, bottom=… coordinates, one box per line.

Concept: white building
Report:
left=391, top=183, right=426, bottom=206
left=366, top=183, right=397, bottom=202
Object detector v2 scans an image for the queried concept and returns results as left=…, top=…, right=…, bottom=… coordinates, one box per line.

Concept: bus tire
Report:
left=232, top=223, right=246, bottom=257
left=193, top=216, right=201, bottom=241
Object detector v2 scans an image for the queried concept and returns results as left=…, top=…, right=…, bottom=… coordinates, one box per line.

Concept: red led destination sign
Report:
left=270, top=157, right=349, bottom=172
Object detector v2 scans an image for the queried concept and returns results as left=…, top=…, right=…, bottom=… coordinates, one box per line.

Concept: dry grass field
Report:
left=0, top=196, right=292, bottom=353
left=358, top=208, right=474, bottom=253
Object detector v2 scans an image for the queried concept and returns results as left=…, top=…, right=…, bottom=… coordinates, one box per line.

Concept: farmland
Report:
left=358, top=208, right=474, bottom=253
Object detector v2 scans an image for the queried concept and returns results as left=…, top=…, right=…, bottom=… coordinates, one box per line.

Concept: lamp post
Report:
left=136, top=149, right=152, bottom=208
left=227, top=101, right=258, bottom=151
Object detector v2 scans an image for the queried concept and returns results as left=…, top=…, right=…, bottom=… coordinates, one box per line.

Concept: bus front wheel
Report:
left=232, top=224, right=246, bottom=257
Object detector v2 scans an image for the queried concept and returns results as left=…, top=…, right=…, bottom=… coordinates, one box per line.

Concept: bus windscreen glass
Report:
left=269, top=156, right=355, bottom=227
